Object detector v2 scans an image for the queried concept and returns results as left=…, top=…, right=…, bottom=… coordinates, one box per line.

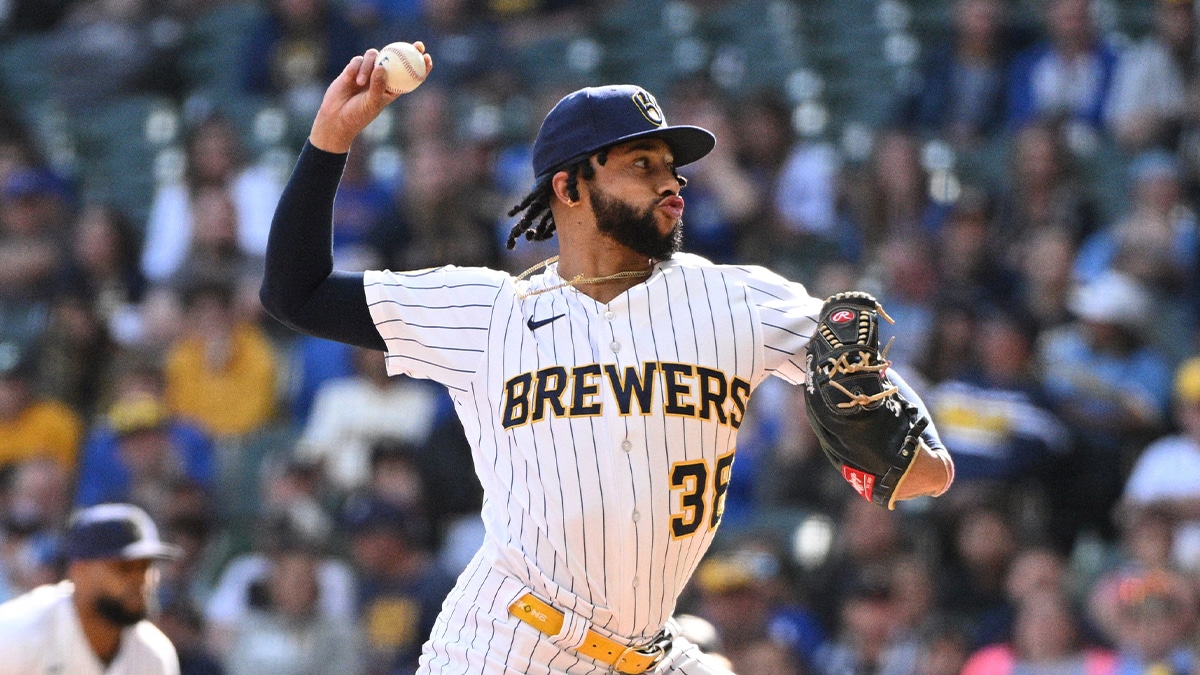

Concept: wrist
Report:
left=309, top=115, right=354, bottom=155
left=308, top=132, right=352, bottom=155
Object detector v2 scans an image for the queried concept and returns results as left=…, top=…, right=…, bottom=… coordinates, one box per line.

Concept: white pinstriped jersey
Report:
left=364, top=253, right=820, bottom=648
left=0, top=582, right=180, bottom=675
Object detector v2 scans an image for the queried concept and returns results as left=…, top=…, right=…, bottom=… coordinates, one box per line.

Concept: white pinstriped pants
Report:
left=417, top=550, right=735, bottom=675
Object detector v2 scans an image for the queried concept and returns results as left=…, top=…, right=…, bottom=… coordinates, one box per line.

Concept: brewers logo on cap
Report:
left=631, top=90, right=665, bottom=126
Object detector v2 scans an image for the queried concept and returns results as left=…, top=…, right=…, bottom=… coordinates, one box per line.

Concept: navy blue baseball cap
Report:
left=65, top=503, right=182, bottom=561
left=531, top=85, right=716, bottom=184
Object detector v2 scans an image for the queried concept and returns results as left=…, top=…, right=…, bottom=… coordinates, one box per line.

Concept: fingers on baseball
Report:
left=411, top=41, right=434, bottom=74
left=358, top=49, right=380, bottom=86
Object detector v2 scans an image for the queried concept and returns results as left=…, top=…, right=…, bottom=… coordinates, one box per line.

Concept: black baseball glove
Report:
left=804, top=292, right=929, bottom=509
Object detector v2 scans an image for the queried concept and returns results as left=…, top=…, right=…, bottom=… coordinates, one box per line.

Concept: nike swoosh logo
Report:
left=527, top=313, right=565, bottom=331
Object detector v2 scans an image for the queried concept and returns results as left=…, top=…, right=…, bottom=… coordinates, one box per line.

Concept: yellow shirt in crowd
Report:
left=164, top=323, right=278, bottom=438
left=0, top=399, right=83, bottom=470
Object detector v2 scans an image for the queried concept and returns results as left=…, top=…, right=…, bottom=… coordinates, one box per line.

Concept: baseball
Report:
left=375, top=41, right=428, bottom=94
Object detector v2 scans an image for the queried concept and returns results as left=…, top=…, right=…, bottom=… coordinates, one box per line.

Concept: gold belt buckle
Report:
left=611, top=635, right=669, bottom=674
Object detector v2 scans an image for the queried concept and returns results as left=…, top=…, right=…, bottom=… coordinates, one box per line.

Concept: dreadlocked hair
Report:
left=506, top=150, right=608, bottom=250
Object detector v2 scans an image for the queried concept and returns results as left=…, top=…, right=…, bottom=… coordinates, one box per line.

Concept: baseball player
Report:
left=0, top=503, right=182, bottom=675
left=260, top=44, right=954, bottom=674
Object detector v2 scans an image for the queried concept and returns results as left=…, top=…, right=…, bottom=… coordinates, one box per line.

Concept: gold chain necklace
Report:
left=515, top=255, right=653, bottom=299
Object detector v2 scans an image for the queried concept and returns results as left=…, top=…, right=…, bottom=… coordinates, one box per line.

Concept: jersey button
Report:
left=632, top=576, right=639, bottom=588
left=631, top=510, right=640, bottom=522
left=604, top=311, right=615, bottom=321
left=610, top=341, right=620, bottom=353
left=620, top=440, right=632, bottom=452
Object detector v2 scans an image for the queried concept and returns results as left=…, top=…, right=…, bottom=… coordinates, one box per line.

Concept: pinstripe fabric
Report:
left=365, top=253, right=820, bottom=673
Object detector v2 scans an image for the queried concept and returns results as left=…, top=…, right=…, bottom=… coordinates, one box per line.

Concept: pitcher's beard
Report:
left=590, top=188, right=682, bottom=261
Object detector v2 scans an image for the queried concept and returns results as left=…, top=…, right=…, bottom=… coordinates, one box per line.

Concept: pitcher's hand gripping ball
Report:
left=375, top=42, right=428, bottom=94
left=804, top=292, right=929, bottom=509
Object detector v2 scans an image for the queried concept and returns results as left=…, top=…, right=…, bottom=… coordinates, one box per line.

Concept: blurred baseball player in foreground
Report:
left=260, top=43, right=954, bottom=674
left=0, top=503, right=181, bottom=674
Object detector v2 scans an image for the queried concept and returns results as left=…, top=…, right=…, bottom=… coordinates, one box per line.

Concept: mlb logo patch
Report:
left=842, top=466, right=875, bottom=502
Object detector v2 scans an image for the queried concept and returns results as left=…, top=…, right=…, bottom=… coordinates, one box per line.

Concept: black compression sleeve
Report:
left=259, top=141, right=387, bottom=351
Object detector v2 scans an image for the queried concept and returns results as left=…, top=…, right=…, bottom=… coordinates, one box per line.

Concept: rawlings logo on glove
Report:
left=804, top=292, right=930, bottom=509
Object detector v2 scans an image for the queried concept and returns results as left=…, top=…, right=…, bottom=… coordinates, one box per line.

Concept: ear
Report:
left=549, top=166, right=588, bottom=206
left=550, top=170, right=575, bottom=207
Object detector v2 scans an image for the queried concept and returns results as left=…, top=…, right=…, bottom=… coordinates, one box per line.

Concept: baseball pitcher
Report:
left=260, top=44, right=954, bottom=675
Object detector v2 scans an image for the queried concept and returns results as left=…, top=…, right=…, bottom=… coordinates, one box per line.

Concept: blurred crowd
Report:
left=0, top=0, right=1199, bottom=673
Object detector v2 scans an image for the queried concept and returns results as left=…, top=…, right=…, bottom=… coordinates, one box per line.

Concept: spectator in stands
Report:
left=74, top=392, right=216, bottom=515
left=157, top=481, right=226, bottom=614
left=35, top=289, right=113, bottom=416
left=341, top=0, right=423, bottom=49
left=411, top=0, right=508, bottom=88
left=1073, top=151, right=1197, bottom=362
left=356, top=441, right=437, bottom=547
left=770, top=124, right=844, bottom=274
left=0, top=168, right=71, bottom=351
left=44, top=0, right=185, bottom=107
left=0, top=348, right=82, bottom=473
left=1075, top=151, right=1196, bottom=290
left=0, top=521, right=62, bottom=603
left=813, top=569, right=922, bottom=675
left=223, top=545, right=364, bottom=675
left=733, top=92, right=795, bottom=200
left=926, top=307, right=1070, bottom=492
left=995, top=120, right=1099, bottom=252
left=898, top=0, right=1013, bottom=147
left=0, top=458, right=70, bottom=601
left=241, top=0, right=364, bottom=122
left=1110, top=507, right=1176, bottom=575
left=940, top=504, right=1019, bottom=647
left=2, top=456, right=71, bottom=538
left=914, top=619, right=973, bottom=675
left=141, top=114, right=282, bottom=285
left=1118, top=356, right=1200, bottom=574
left=340, top=494, right=453, bottom=674
left=935, top=189, right=1021, bottom=309
left=976, top=546, right=1071, bottom=648
left=872, top=233, right=940, bottom=368
left=169, top=185, right=265, bottom=320
left=888, top=553, right=940, bottom=638
left=205, top=507, right=355, bottom=657
left=715, top=92, right=832, bottom=269
left=915, top=298, right=978, bottom=385
left=1005, top=0, right=1119, bottom=132
left=157, top=598, right=227, bottom=675
left=397, top=135, right=500, bottom=270
left=690, top=542, right=825, bottom=672
left=845, top=129, right=943, bottom=257
left=808, top=497, right=910, bottom=628
left=1106, top=0, right=1198, bottom=153
left=59, top=203, right=145, bottom=346
left=1015, top=227, right=1077, bottom=331
left=297, top=347, right=439, bottom=494
left=164, top=277, right=278, bottom=439
left=732, top=639, right=805, bottom=675
left=1039, top=271, right=1173, bottom=539
left=961, top=590, right=1116, bottom=675
left=1086, top=568, right=1197, bottom=674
